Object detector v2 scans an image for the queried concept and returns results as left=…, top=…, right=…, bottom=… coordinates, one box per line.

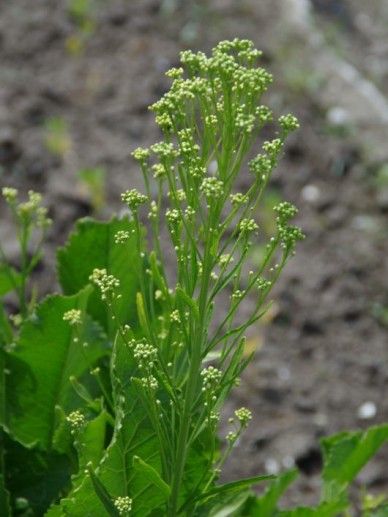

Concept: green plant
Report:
left=65, top=0, right=98, bottom=55
left=1, top=39, right=388, bottom=517
left=44, top=117, right=71, bottom=157
left=0, top=189, right=51, bottom=319
left=77, top=166, right=106, bottom=213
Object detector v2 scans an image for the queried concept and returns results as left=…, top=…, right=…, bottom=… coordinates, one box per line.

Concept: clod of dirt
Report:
left=0, top=128, right=21, bottom=165
left=295, top=447, right=323, bottom=476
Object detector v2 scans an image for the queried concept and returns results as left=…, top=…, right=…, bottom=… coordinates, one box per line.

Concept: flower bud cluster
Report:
left=279, top=114, right=300, bottom=134
left=131, top=147, right=150, bottom=163
left=200, top=177, right=224, bottom=200
left=63, top=309, right=82, bottom=326
left=273, top=202, right=305, bottom=251
left=256, top=277, right=271, bottom=291
left=66, top=410, right=86, bottom=434
left=2, top=188, right=52, bottom=228
left=239, top=218, right=259, bottom=234
left=140, top=375, right=158, bottom=391
left=114, top=496, right=132, bottom=515
left=263, top=138, right=283, bottom=160
left=278, top=224, right=305, bottom=251
left=249, top=153, right=272, bottom=178
left=219, top=254, right=233, bottom=267
left=170, top=309, right=181, bottom=323
left=89, top=268, right=120, bottom=301
left=155, top=112, right=173, bottom=132
left=256, top=105, right=273, bottom=124
left=2, top=187, right=18, bottom=203
left=133, top=341, right=157, bottom=368
left=234, top=407, right=252, bottom=427
left=152, top=163, right=166, bottom=180
left=150, top=142, right=178, bottom=160
left=178, top=128, right=200, bottom=158
left=230, top=193, right=248, bottom=206
left=231, top=290, right=244, bottom=301
left=201, top=366, right=222, bottom=392
left=114, top=230, right=131, bottom=244
left=235, top=105, right=255, bottom=134
left=166, top=209, right=180, bottom=226
left=274, top=201, right=298, bottom=223
left=121, top=189, right=148, bottom=211
left=226, top=431, right=238, bottom=443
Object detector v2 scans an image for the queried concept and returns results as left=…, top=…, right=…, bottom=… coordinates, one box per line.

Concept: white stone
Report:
left=358, top=401, right=377, bottom=420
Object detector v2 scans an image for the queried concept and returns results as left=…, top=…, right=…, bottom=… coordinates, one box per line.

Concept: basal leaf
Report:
left=57, top=217, right=141, bottom=335
left=5, top=288, right=108, bottom=449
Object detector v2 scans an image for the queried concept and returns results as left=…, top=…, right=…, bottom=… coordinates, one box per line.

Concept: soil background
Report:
left=1, top=0, right=388, bottom=509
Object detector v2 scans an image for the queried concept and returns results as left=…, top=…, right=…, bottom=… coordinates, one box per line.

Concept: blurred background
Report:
left=1, top=0, right=388, bottom=506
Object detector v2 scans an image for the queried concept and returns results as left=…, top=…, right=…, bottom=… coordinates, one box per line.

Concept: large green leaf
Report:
left=321, top=424, right=388, bottom=499
left=57, top=217, right=141, bottom=335
left=5, top=289, right=108, bottom=449
left=46, top=335, right=165, bottom=516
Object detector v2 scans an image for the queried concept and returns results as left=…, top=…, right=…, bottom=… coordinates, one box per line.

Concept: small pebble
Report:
left=277, top=366, right=291, bottom=382
left=357, top=401, right=377, bottom=420
left=282, top=455, right=295, bottom=468
left=301, top=184, right=320, bottom=203
left=265, top=458, right=280, bottom=474
left=327, top=106, right=350, bottom=126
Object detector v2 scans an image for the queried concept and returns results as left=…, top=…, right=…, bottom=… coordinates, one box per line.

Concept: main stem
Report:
left=168, top=256, right=211, bottom=516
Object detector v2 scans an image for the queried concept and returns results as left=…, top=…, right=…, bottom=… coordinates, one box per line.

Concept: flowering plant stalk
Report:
left=89, top=38, right=303, bottom=515
left=2, top=39, right=387, bottom=517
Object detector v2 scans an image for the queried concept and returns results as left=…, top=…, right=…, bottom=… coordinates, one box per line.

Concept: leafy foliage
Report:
left=4, top=288, right=108, bottom=449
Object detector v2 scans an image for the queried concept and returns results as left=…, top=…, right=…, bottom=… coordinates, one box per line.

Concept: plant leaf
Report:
left=133, top=456, right=170, bottom=499
left=46, top=334, right=164, bottom=516
left=5, top=288, right=108, bottom=449
left=197, top=473, right=275, bottom=502
left=277, top=496, right=349, bottom=517
left=321, top=424, right=388, bottom=499
left=5, top=433, right=72, bottom=516
left=88, top=465, right=120, bottom=517
left=0, top=264, right=20, bottom=296
left=57, top=217, right=141, bottom=335
left=252, top=469, right=298, bottom=516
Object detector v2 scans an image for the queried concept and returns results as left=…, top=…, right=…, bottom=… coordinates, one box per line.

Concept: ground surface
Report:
left=1, top=0, right=388, bottom=508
